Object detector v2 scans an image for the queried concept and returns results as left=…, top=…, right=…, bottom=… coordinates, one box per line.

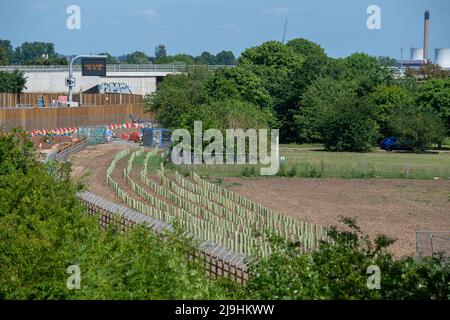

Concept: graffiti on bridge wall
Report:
left=98, top=82, right=132, bottom=94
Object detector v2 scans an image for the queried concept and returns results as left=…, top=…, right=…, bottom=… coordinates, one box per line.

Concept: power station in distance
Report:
left=401, top=11, right=450, bottom=70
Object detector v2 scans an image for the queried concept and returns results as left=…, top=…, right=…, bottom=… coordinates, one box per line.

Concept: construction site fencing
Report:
left=0, top=103, right=152, bottom=131
left=416, top=231, right=450, bottom=260
left=44, top=138, right=88, bottom=163
left=77, top=126, right=108, bottom=145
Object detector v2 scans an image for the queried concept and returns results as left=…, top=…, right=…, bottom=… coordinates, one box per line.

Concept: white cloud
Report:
left=139, top=9, right=159, bottom=19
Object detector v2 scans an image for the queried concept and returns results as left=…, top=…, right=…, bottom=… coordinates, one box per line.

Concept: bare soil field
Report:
left=70, top=144, right=450, bottom=257
left=223, top=177, right=450, bottom=257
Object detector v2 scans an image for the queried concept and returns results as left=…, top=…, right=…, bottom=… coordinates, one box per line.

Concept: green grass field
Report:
left=170, top=148, right=450, bottom=180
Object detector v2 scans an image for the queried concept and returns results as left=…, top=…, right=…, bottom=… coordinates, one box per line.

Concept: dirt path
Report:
left=70, top=142, right=136, bottom=203
left=223, top=177, right=450, bottom=257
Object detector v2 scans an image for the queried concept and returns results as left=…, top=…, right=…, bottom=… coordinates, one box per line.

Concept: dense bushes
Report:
left=318, top=96, right=379, bottom=152
left=0, top=70, right=27, bottom=93
left=416, top=78, right=450, bottom=134
left=145, top=65, right=277, bottom=134
left=0, top=131, right=231, bottom=299
left=391, top=106, right=447, bottom=152
left=144, top=66, right=212, bottom=129
left=244, top=217, right=450, bottom=300
left=202, top=67, right=272, bottom=109
left=294, top=77, right=357, bottom=143
left=180, top=99, right=276, bottom=133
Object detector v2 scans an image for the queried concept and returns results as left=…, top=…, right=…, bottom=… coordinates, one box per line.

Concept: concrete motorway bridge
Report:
left=0, top=64, right=228, bottom=96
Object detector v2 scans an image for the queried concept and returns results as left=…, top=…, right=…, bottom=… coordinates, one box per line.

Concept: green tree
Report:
left=1, top=132, right=449, bottom=300
left=26, top=55, right=68, bottom=66
left=317, top=94, right=379, bottom=152
left=155, top=44, right=167, bottom=59
left=377, top=56, right=399, bottom=67
left=144, top=66, right=213, bottom=128
left=0, top=47, right=8, bottom=65
left=126, top=51, right=151, bottom=64
left=286, top=38, right=327, bottom=60
left=238, top=41, right=303, bottom=141
left=179, top=98, right=276, bottom=134
left=155, top=54, right=195, bottom=65
left=238, top=41, right=301, bottom=70
left=416, top=78, right=450, bottom=134
left=195, top=51, right=217, bottom=65
left=391, top=106, right=447, bottom=152
left=215, top=51, right=236, bottom=65
left=366, top=83, right=415, bottom=138
left=294, top=77, right=356, bottom=142
left=288, top=50, right=329, bottom=98
left=202, top=66, right=272, bottom=108
left=336, top=53, right=392, bottom=96
left=13, top=42, right=57, bottom=64
left=282, top=40, right=330, bottom=141
left=0, top=39, right=14, bottom=63
left=0, top=70, right=27, bottom=93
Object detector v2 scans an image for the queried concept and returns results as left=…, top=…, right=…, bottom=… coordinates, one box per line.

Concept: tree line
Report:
left=0, top=40, right=236, bottom=66
left=0, top=40, right=67, bottom=66
left=146, top=38, right=450, bottom=152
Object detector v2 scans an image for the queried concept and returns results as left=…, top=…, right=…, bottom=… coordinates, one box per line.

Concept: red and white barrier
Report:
left=28, top=123, right=145, bottom=137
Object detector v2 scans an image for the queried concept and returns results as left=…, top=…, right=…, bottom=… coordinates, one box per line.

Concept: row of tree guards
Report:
left=106, top=148, right=328, bottom=257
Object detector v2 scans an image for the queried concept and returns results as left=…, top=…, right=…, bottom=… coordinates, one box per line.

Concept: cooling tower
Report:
left=410, top=48, right=424, bottom=60
left=435, top=49, right=450, bottom=69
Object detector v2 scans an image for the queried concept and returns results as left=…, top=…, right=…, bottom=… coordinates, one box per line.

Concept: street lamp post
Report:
left=67, top=54, right=107, bottom=106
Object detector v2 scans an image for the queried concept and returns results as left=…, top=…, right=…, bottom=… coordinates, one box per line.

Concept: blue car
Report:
left=380, top=137, right=400, bottom=151
left=380, top=137, right=412, bottom=151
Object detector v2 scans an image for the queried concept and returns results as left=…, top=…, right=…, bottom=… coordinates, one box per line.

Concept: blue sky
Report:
left=1, top=0, right=449, bottom=59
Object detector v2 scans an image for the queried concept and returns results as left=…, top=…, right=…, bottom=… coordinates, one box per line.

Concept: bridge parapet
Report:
left=0, top=64, right=233, bottom=73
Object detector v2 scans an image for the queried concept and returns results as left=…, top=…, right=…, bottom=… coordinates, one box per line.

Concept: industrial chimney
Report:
left=423, top=10, right=430, bottom=61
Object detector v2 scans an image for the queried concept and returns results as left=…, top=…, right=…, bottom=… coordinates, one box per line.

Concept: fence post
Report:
left=416, top=232, right=419, bottom=259
left=430, top=234, right=435, bottom=258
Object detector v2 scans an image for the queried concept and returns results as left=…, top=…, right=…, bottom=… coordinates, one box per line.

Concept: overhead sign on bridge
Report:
left=81, top=58, right=107, bottom=76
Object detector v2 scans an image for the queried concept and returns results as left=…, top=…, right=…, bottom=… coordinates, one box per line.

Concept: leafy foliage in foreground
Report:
left=1, top=132, right=448, bottom=300
left=0, top=131, right=231, bottom=300
left=244, top=217, right=450, bottom=300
